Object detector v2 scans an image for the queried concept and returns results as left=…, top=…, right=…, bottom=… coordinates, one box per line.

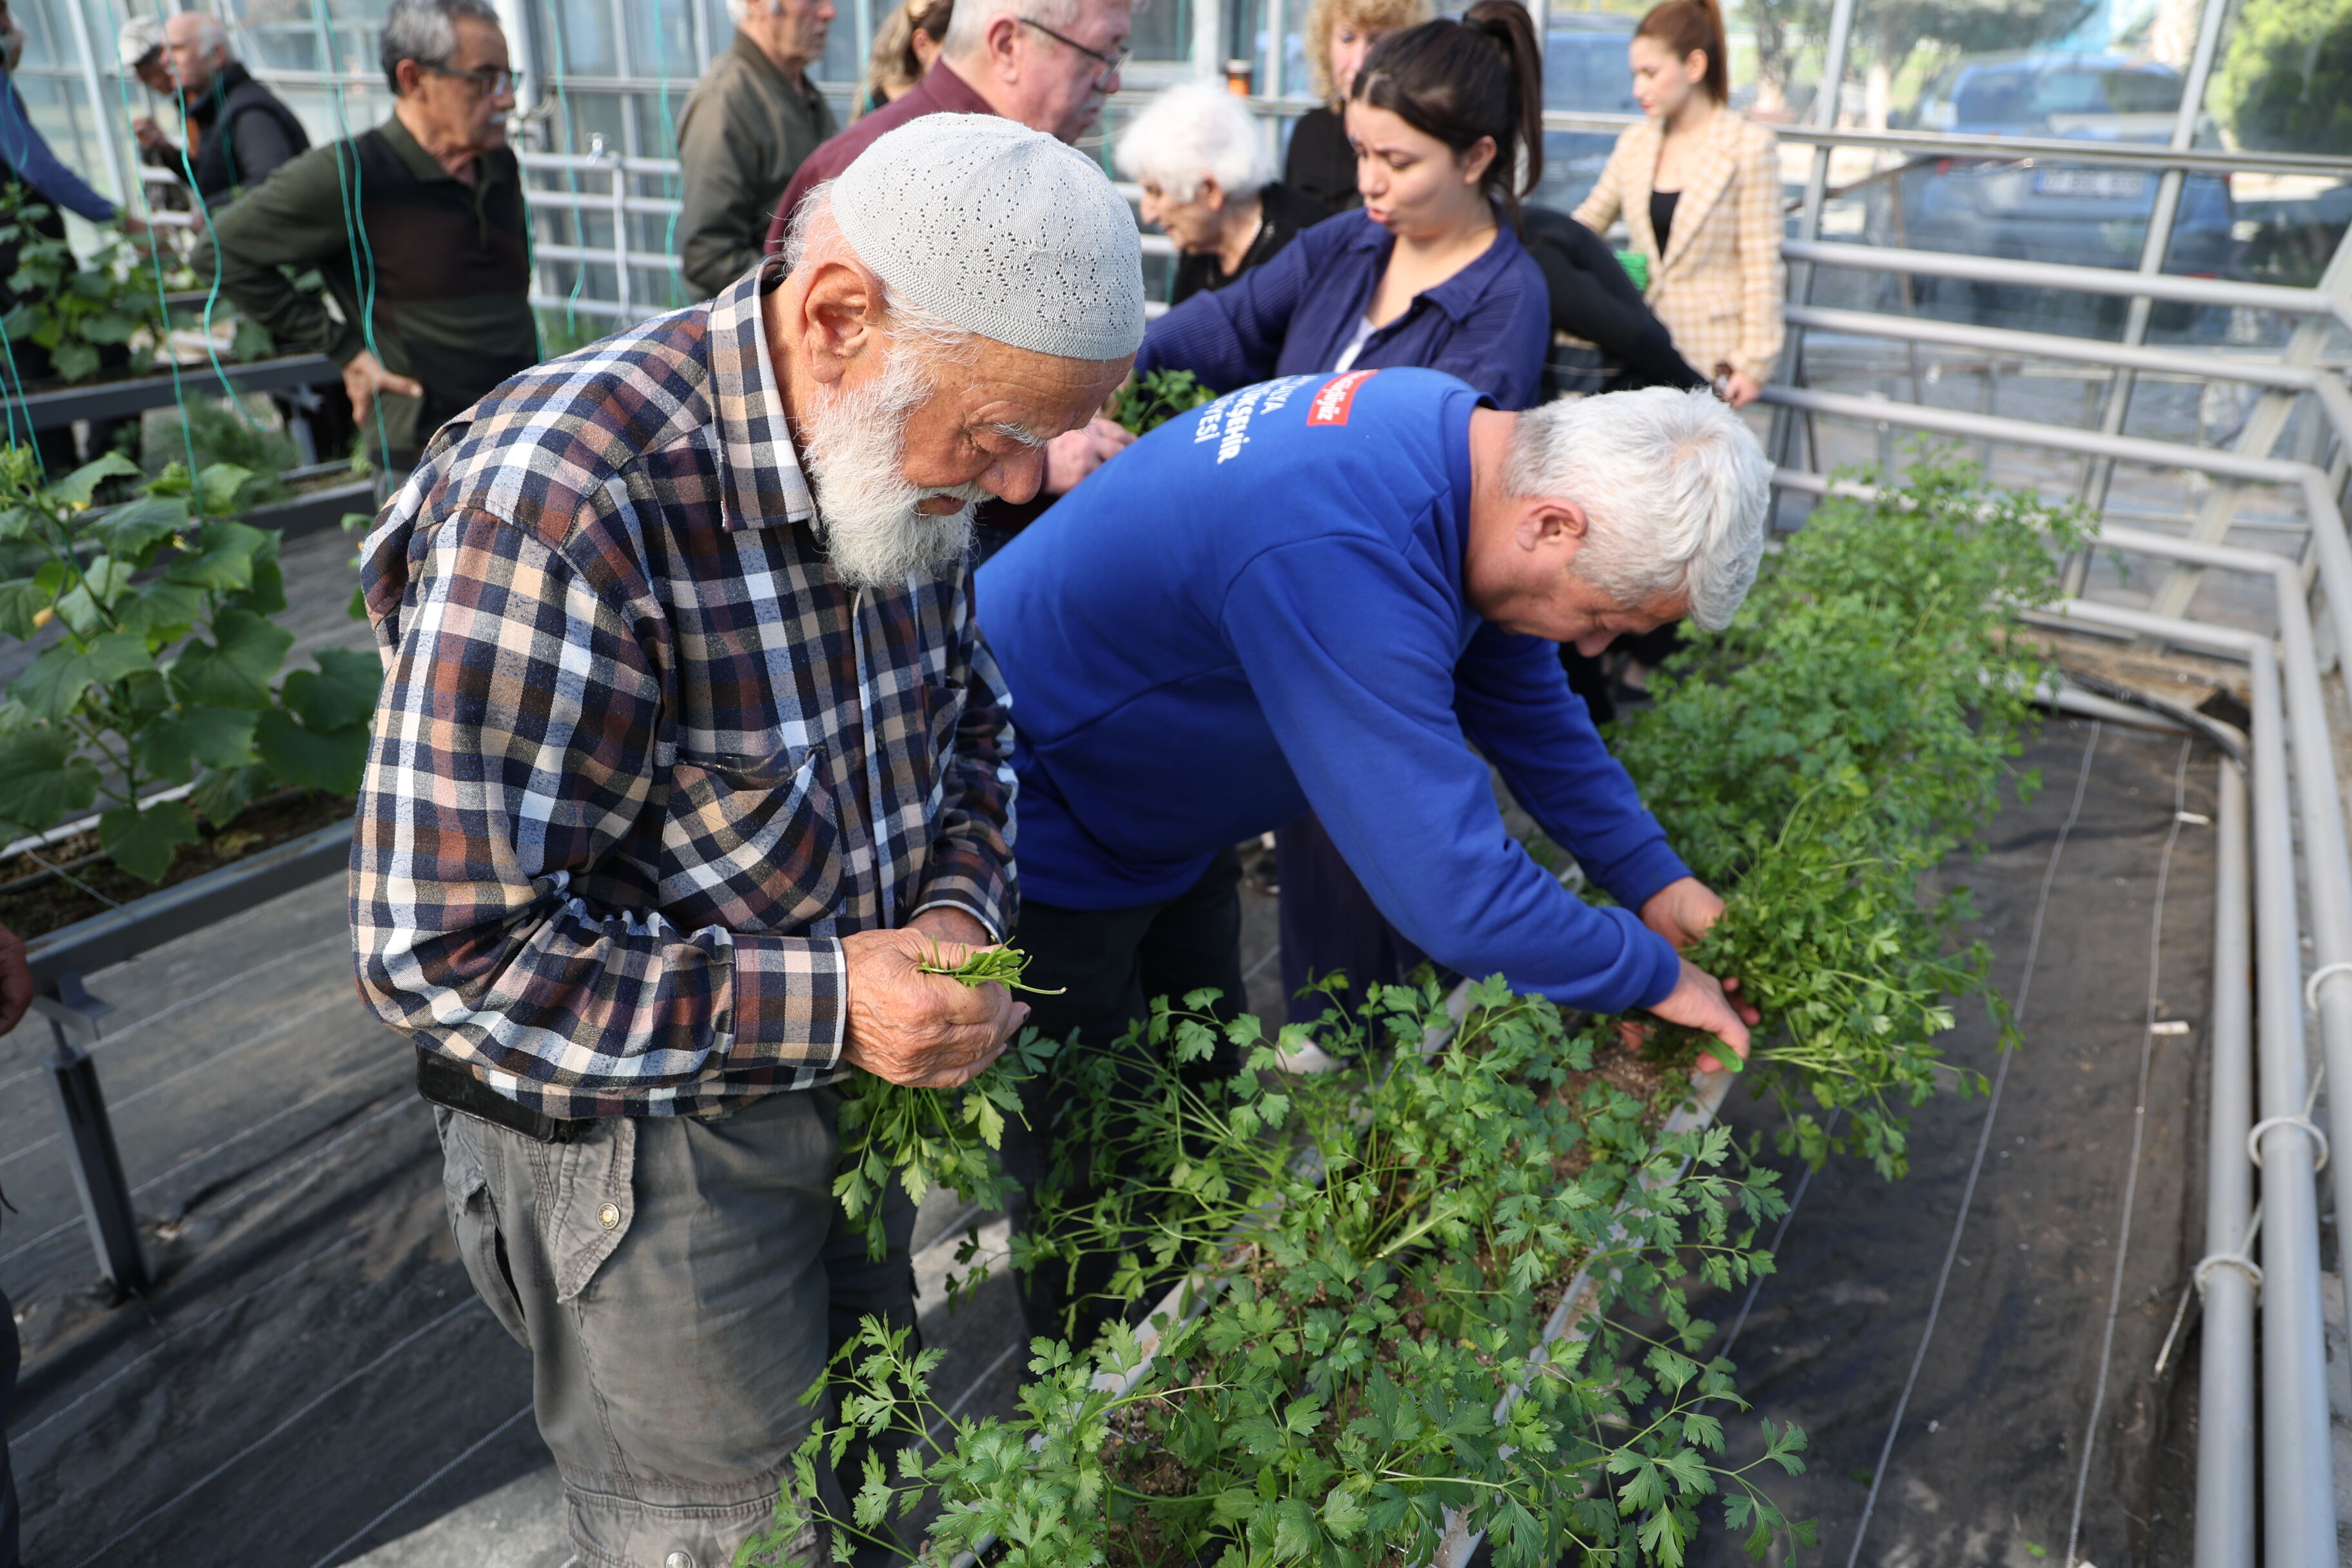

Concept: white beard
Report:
left=798, top=348, right=989, bottom=590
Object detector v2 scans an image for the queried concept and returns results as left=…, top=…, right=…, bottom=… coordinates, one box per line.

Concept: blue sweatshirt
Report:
left=977, top=368, right=1688, bottom=1015
left=0, top=74, right=116, bottom=223
left=1137, top=208, right=1551, bottom=411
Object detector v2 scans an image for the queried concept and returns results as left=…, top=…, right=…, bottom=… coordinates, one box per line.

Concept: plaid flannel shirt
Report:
left=351, top=263, right=1018, bottom=1118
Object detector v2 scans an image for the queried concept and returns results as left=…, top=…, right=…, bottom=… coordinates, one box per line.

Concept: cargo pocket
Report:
left=435, top=1108, right=532, bottom=1349
left=534, top=1116, right=638, bottom=1304
left=658, top=746, right=842, bottom=931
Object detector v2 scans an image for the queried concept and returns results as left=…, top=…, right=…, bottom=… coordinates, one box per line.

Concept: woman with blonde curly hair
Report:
left=1281, top=0, right=1429, bottom=210
left=854, top=0, right=952, bottom=117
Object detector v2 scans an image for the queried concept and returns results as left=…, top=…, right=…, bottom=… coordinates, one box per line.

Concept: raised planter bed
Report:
left=15, top=353, right=338, bottom=431
left=17, top=796, right=354, bottom=988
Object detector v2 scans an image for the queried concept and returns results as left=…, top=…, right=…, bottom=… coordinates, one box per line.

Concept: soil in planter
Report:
left=0, top=790, right=355, bottom=940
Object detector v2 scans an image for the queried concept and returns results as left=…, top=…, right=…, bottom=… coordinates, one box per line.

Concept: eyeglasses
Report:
left=1017, top=17, right=1129, bottom=88
left=420, top=61, right=520, bottom=97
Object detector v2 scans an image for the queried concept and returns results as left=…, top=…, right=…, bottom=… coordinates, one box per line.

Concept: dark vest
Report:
left=186, top=63, right=309, bottom=202
left=351, top=128, right=536, bottom=437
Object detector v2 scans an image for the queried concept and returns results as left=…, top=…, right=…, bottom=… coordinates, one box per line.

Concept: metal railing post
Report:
left=2195, top=753, right=2257, bottom=1568
left=34, top=972, right=142, bottom=1296
left=2073, top=0, right=2233, bottom=541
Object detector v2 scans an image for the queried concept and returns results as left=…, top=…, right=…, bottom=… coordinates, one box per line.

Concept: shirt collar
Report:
left=378, top=110, right=511, bottom=191
left=1331, top=206, right=1527, bottom=325
left=908, top=59, right=995, bottom=115
left=705, top=259, right=817, bottom=532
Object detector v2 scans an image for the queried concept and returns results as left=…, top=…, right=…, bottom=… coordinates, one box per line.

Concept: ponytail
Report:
left=1634, top=0, right=1730, bottom=104
left=1351, top=0, right=1545, bottom=225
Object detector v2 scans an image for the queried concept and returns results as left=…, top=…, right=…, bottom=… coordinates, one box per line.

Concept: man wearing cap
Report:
left=352, top=114, right=1142, bottom=1568
left=130, top=12, right=309, bottom=208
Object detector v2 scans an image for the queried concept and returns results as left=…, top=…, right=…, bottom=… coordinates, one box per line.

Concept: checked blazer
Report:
left=350, top=262, right=1017, bottom=1120
left=1574, top=108, right=1788, bottom=386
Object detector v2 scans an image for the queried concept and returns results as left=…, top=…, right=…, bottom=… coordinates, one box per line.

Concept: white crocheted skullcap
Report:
left=832, top=113, right=1145, bottom=363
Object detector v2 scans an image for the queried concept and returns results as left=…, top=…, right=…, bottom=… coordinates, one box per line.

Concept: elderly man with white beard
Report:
left=349, top=115, right=1141, bottom=1568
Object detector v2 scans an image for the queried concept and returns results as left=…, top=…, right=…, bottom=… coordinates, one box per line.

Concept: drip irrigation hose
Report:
left=2050, top=666, right=2247, bottom=763
left=1845, top=721, right=2101, bottom=1568
left=2063, top=735, right=2193, bottom=1568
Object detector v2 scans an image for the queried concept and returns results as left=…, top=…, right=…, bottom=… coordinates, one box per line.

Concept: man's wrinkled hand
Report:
left=1042, top=416, right=1135, bottom=495
left=840, top=927, right=1026, bottom=1089
left=341, top=348, right=424, bottom=425
left=1640, top=876, right=1725, bottom=950
left=1634, top=958, right=1754, bottom=1074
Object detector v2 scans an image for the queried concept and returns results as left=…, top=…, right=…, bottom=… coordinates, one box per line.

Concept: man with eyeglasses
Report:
left=760, top=0, right=1140, bottom=514
left=198, top=0, right=535, bottom=473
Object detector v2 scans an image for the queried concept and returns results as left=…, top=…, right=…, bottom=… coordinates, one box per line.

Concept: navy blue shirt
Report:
left=1137, top=208, right=1551, bottom=410
left=979, top=368, right=1687, bottom=1015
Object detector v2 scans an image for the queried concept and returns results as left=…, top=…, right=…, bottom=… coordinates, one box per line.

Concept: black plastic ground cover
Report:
left=1689, top=718, right=2217, bottom=1566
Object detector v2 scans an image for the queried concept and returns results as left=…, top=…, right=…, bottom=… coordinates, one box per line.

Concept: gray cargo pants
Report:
left=435, top=1084, right=919, bottom=1568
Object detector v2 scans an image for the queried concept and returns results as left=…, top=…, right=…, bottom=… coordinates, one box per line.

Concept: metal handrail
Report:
left=1783, top=240, right=2352, bottom=332
left=1781, top=304, right=2352, bottom=458
left=1528, top=108, right=2352, bottom=181
left=1785, top=444, right=2345, bottom=1556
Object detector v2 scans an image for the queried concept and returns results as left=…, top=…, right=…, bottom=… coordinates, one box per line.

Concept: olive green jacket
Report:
left=195, top=113, right=538, bottom=463
left=675, top=32, right=837, bottom=299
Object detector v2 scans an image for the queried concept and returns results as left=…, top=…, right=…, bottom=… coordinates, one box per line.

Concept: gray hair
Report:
left=380, top=0, right=500, bottom=94
left=1115, top=81, right=1271, bottom=202
left=1503, top=387, right=1770, bottom=631
left=782, top=184, right=978, bottom=366
left=941, top=0, right=1084, bottom=59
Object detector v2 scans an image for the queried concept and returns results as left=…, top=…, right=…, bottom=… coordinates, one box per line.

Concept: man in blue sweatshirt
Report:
left=977, top=368, right=1770, bottom=1333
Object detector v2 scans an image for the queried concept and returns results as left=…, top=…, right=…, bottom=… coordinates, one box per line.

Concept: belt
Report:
left=415, top=1048, right=590, bottom=1144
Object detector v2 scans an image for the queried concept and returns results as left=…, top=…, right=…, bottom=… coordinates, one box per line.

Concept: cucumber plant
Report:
left=0, top=449, right=382, bottom=880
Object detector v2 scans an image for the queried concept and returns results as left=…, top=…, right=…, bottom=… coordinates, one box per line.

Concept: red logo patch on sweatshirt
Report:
left=1306, top=369, right=1378, bottom=427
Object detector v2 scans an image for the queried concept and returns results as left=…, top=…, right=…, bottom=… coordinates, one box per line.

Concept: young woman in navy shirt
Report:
left=1137, top=0, right=1551, bottom=411
left=1136, top=0, right=1554, bottom=1021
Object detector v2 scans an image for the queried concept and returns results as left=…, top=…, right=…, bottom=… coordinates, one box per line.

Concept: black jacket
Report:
left=1520, top=204, right=1707, bottom=397
left=1282, top=106, right=1358, bottom=213
left=183, top=63, right=309, bottom=204
left=1169, top=182, right=1334, bottom=305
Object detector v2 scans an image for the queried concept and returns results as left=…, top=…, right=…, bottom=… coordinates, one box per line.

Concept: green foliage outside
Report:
left=2213, top=0, right=2352, bottom=152
left=0, top=449, right=383, bottom=881
left=0, top=192, right=167, bottom=386
left=1110, top=369, right=1217, bottom=437
left=1611, top=453, right=2092, bottom=1175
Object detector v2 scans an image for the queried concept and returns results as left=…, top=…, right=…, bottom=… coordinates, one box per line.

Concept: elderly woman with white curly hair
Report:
left=1117, top=81, right=1332, bottom=304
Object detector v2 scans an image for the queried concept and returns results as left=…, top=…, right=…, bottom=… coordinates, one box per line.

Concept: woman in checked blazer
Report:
left=1574, top=0, right=1783, bottom=406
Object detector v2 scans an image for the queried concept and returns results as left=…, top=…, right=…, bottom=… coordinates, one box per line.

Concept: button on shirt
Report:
left=352, top=263, right=1017, bottom=1119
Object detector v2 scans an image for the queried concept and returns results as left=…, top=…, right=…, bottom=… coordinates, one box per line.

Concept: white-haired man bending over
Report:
left=977, top=373, right=1770, bottom=1337
left=351, top=115, right=1142, bottom=1568
left=1117, top=80, right=1335, bottom=304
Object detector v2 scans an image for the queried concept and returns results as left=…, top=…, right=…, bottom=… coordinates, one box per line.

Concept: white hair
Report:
left=727, top=0, right=778, bottom=24
left=1114, top=82, right=1272, bottom=202
left=166, top=13, right=233, bottom=56
left=941, top=0, right=1084, bottom=59
left=1504, top=387, right=1770, bottom=631
left=781, top=184, right=977, bottom=365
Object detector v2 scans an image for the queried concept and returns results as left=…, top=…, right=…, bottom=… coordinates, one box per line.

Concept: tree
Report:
left=2213, top=0, right=2352, bottom=152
